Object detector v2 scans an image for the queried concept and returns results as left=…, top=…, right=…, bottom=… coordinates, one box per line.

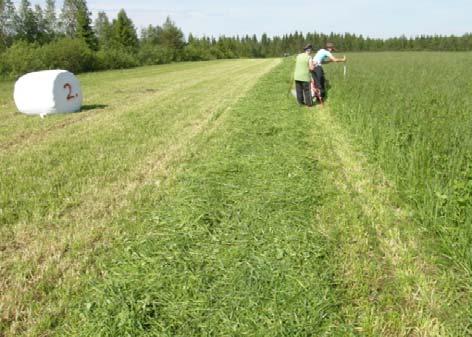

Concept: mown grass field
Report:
left=1, top=53, right=472, bottom=336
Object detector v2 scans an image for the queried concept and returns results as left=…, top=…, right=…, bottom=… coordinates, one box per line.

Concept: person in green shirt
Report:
left=294, top=44, right=314, bottom=107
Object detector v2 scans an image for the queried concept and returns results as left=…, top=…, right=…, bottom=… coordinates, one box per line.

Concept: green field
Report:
left=1, top=54, right=471, bottom=336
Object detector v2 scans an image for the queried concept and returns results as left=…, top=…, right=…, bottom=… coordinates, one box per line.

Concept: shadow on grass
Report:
left=81, top=104, right=108, bottom=112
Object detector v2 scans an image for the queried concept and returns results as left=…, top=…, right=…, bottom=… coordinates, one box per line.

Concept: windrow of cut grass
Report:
left=0, top=59, right=280, bottom=336
left=43, top=59, right=346, bottom=336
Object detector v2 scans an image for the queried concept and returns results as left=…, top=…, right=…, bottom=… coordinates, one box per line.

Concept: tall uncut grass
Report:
left=327, top=52, right=472, bottom=277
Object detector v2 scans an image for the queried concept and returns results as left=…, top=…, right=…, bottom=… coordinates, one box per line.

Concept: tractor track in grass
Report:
left=0, top=59, right=280, bottom=336
left=311, top=106, right=463, bottom=336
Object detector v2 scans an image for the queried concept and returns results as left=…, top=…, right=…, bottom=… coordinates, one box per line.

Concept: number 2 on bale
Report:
left=64, top=83, right=77, bottom=100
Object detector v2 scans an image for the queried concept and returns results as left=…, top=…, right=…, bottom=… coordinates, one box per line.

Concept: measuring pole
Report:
left=343, top=54, right=347, bottom=79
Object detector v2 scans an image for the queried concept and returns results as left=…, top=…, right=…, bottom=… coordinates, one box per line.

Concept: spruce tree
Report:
left=61, top=0, right=97, bottom=50
left=111, top=9, right=138, bottom=52
left=94, top=11, right=112, bottom=49
left=75, top=0, right=97, bottom=50
left=159, top=16, right=185, bottom=60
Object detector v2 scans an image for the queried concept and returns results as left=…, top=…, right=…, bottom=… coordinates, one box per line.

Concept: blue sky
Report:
left=19, top=0, right=472, bottom=38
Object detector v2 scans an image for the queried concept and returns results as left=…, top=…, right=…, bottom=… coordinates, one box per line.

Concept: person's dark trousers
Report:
left=295, top=81, right=313, bottom=106
left=312, top=66, right=326, bottom=100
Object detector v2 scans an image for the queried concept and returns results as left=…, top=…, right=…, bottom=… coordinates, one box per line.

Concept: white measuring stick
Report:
left=343, top=64, right=347, bottom=78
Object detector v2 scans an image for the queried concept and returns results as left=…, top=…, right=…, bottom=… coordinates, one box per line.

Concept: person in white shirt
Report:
left=309, top=42, right=346, bottom=103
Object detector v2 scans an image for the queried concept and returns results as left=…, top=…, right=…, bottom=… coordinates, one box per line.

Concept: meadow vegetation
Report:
left=1, top=53, right=472, bottom=336
left=328, top=52, right=472, bottom=299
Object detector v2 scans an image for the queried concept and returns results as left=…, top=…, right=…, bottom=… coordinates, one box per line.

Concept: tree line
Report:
left=1, top=0, right=472, bottom=78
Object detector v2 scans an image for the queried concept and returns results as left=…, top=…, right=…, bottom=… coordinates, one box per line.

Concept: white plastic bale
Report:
left=13, top=70, right=83, bottom=117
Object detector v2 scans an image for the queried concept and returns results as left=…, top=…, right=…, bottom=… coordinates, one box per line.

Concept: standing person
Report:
left=294, top=44, right=314, bottom=107
left=310, top=42, right=346, bottom=103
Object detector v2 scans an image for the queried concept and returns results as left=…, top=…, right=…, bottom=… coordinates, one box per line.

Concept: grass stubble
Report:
left=0, top=59, right=281, bottom=336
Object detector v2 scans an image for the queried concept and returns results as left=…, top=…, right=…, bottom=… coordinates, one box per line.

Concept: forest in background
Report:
left=1, top=0, right=472, bottom=78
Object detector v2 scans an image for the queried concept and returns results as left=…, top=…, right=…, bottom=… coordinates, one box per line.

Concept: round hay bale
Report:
left=14, top=70, right=83, bottom=117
